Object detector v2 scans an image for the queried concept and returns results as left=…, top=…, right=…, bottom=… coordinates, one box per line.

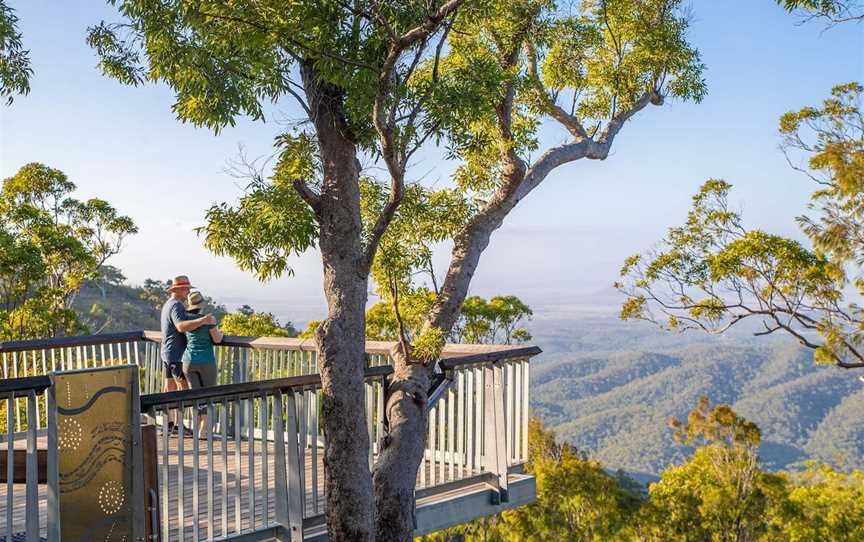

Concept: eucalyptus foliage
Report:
left=617, top=84, right=864, bottom=368
left=0, top=163, right=137, bottom=340
left=0, top=0, right=30, bottom=105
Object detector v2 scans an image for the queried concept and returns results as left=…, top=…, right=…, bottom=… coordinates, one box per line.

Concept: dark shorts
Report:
left=183, top=361, right=217, bottom=389
left=162, top=360, right=186, bottom=382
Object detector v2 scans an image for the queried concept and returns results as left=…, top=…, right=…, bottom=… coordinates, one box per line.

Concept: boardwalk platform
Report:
left=1, top=434, right=532, bottom=541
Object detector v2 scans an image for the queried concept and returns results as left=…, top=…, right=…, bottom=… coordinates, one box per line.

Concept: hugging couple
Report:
left=160, top=275, right=225, bottom=436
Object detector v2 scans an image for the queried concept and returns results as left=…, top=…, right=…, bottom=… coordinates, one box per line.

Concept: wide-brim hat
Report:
left=186, top=291, right=205, bottom=310
left=166, top=275, right=194, bottom=291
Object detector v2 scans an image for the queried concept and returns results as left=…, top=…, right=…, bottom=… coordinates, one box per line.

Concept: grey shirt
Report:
left=160, top=298, right=189, bottom=363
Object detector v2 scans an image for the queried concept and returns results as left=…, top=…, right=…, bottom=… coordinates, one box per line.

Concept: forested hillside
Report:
left=529, top=315, right=864, bottom=479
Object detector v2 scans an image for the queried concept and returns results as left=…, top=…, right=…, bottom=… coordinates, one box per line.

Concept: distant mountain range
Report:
left=75, top=278, right=863, bottom=478
left=528, top=314, right=864, bottom=480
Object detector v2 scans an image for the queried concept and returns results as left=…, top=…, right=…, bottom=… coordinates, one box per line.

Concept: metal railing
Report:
left=140, top=367, right=391, bottom=542
left=0, top=331, right=538, bottom=541
left=0, top=375, right=52, bottom=542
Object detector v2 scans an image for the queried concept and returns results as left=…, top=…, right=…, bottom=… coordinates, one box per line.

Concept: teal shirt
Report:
left=183, top=324, right=217, bottom=364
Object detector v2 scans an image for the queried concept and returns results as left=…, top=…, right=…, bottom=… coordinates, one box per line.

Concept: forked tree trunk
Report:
left=303, top=63, right=375, bottom=542
left=373, top=363, right=431, bottom=541
left=372, top=219, right=505, bottom=540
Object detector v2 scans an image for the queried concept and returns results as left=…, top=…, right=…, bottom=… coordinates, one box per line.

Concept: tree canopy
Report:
left=0, top=0, right=30, bottom=104
left=617, top=83, right=864, bottom=368
left=0, top=163, right=137, bottom=340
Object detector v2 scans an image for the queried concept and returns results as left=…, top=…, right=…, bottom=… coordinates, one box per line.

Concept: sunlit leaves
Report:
left=0, top=163, right=137, bottom=340
left=0, top=0, right=31, bottom=105
left=782, top=83, right=864, bottom=267
left=617, top=178, right=857, bottom=363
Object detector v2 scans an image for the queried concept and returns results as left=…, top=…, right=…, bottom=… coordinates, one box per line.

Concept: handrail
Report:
left=1, top=329, right=540, bottom=359
left=0, top=374, right=52, bottom=396
left=140, top=365, right=393, bottom=410
left=439, top=345, right=542, bottom=369
left=0, top=330, right=146, bottom=353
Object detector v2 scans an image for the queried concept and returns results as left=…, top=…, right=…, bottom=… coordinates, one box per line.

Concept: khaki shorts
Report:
left=183, top=361, right=218, bottom=389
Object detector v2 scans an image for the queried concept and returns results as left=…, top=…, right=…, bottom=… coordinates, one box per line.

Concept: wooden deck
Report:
left=1, top=433, right=496, bottom=542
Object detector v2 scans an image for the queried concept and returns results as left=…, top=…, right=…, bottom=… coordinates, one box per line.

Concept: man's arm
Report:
left=175, top=314, right=215, bottom=333
left=171, top=304, right=216, bottom=333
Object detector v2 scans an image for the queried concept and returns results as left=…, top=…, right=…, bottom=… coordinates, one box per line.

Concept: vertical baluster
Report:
left=12, top=353, right=20, bottom=432
left=2, top=352, right=7, bottom=378
left=207, top=401, right=214, bottom=542
left=161, top=406, right=170, bottom=542
left=447, top=386, right=455, bottom=481
left=285, top=391, right=304, bottom=540
left=260, top=391, right=269, bottom=526
left=475, top=366, right=483, bottom=472
left=311, top=387, right=319, bottom=514
left=376, top=379, right=384, bottom=458
left=100, top=344, right=106, bottom=368
left=273, top=391, right=289, bottom=529
left=366, top=381, right=373, bottom=470
left=39, top=351, right=48, bottom=428
left=514, top=360, right=522, bottom=465
left=25, top=391, right=38, bottom=542
left=6, top=394, right=15, bottom=542
left=522, top=359, right=529, bottom=461
left=438, top=398, right=446, bottom=482
left=297, top=391, right=307, bottom=516
left=466, top=367, right=474, bottom=476
left=192, top=402, right=200, bottom=539
left=221, top=399, right=229, bottom=538
left=456, top=370, right=465, bottom=479
left=247, top=395, right=255, bottom=530
left=177, top=400, right=185, bottom=541
left=507, top=361, right=514, bottom=464
left=428, top=405, right=436, bottom=486
left=50, top=349, right=56, bottom=373
left=234, top=398, right=241, bottom=534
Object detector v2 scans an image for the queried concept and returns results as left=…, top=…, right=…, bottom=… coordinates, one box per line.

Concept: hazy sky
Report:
left=1, top=1, right=862, bottom=324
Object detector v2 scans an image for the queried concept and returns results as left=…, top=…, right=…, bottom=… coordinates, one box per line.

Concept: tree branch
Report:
left=525, top=43, right=588, bottom=139
left=292, top=179, right=321, bottom=215
left=597, top=89, right=663, bottom=144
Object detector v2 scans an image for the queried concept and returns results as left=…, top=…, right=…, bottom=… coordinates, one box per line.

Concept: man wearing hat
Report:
left=161, top=275, right=215, bottom=434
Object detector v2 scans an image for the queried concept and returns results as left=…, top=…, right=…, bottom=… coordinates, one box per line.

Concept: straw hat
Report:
left=186, top=291, right=205, bottom=310
left=166, top=275, right=194, bottom=292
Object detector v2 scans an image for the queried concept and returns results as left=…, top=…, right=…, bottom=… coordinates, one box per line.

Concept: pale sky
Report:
left=1, top=1, right=862, bottom=325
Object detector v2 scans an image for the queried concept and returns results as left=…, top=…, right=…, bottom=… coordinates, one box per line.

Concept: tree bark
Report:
left=302, top=62, right=375, bottom=542
left=373, top=362, right=431, bottom=541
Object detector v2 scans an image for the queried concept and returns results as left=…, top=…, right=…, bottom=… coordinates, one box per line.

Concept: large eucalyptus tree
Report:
left=85, top=0, right=704, bottom=539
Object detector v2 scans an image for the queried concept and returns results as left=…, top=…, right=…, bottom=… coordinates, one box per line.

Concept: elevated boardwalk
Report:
left=0, top=331, right=538, bottom=541
left=2, top=435, right=533, bottom=541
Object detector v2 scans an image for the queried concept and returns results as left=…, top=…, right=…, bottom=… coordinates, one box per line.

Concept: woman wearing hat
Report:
left=182, top=290, right=224, bottom=436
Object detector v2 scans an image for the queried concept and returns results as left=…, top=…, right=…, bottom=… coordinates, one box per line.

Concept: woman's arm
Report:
left=209, top=326, right=224, bottom=344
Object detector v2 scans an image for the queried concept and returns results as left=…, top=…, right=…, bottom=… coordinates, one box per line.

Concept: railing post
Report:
left=25, top=391, right=39, bottom=542
left=131, top=372, right=147, bottom=541
left=285, top=391, right=305, bottom=542
left=483, top=361, right=509, bottom=504
left=46, top=382, right=60, bottom=542
left=141, top=423, right=160, bottom=541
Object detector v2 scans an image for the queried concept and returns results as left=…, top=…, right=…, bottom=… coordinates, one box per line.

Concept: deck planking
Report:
left=1, top=433, right=480, bottom=541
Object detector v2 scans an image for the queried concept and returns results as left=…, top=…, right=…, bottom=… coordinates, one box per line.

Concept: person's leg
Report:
left=197, top=364, right=218, bottom=436
left=169, top=361, right=189, bottom=433
left=162, top=364, right=179, bottom=431
left=186, top=366, right=210, bottom=437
